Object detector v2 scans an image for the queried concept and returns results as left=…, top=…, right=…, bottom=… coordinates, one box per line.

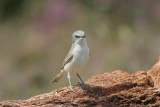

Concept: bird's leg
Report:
left=76, top=73, right=86, bottom=89
left=67, top=72, right=77, bottom=93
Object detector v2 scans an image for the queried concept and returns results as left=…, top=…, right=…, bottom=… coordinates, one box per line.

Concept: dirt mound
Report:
left=1, top=58, right=160, bottom=107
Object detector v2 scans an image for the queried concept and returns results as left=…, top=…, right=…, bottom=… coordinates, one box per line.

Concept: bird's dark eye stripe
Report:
left=75, top=36, right=80, bottom=38
left=75, top=35, right=86, bottom=38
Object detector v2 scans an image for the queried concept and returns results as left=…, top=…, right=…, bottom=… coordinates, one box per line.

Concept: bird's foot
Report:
left=78, top=82, right=94, bottom=94
left=68, top=86, right=77, bottom=94
left=78, top=81, right=87, bottom=90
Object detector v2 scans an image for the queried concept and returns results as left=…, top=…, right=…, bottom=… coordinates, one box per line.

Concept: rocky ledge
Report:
left=1, top=57, right=160, bottom=107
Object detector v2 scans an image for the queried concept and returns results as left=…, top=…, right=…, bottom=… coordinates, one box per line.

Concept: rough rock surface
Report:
left=1, top=58, right=160, bottom=107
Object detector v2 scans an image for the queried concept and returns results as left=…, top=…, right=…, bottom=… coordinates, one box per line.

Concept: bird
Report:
left=51, top=30, right=89, bottom=92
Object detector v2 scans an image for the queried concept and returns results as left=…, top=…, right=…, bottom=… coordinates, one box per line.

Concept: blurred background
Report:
left=0, top=0, right=160, bottom=100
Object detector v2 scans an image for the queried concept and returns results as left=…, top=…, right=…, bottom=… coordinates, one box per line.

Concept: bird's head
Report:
left=72, top=30, right=86, bottom=44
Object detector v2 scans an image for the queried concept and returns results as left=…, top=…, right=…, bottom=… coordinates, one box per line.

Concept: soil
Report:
left=1, top=57, right=160, bottom=107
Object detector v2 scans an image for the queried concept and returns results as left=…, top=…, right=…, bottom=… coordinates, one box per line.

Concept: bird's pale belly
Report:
left=75, top=53, right=88, bottom=67
left=72, top=57, right=88, bottom=73
left=65, top=46, right=89, bottom=73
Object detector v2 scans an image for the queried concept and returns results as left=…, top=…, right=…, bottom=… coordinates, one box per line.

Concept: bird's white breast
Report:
left=68, top=43, right=89, bottom=73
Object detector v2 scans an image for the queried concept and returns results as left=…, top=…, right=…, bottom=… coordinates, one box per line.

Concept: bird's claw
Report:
left=68, top=86, right=77, bottom=94
left=78, top=81, right=86, bottom=90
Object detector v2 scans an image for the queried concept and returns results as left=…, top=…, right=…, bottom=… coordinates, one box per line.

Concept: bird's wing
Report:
left=61, top=53, right=73, bottom=70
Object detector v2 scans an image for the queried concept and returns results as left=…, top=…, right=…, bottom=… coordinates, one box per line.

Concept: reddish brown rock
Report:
left=0, top=58, right=160, bottom=107
left=147, top=57, right=160, bottom=88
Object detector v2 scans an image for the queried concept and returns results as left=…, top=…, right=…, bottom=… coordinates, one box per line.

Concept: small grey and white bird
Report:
left=51, top=30, right=89, bottom=92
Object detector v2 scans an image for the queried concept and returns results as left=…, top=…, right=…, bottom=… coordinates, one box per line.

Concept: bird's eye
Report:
left=75, top=35, right=80, bottom=38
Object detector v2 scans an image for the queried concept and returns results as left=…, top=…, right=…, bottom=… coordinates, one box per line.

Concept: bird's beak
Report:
left=81, top=36, right=86, bottom=38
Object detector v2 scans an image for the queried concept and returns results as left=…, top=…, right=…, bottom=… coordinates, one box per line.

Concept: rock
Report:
left=1, top=57, right=160, bottom=107
left=147, top=56, right=160, bottom=88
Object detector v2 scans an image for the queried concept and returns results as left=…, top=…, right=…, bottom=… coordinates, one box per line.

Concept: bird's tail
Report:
left=51, top=70, right=65, bottom=83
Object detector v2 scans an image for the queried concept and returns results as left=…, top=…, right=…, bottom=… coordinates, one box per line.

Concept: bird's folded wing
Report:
left=61, top=54, right=73, bottom=70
